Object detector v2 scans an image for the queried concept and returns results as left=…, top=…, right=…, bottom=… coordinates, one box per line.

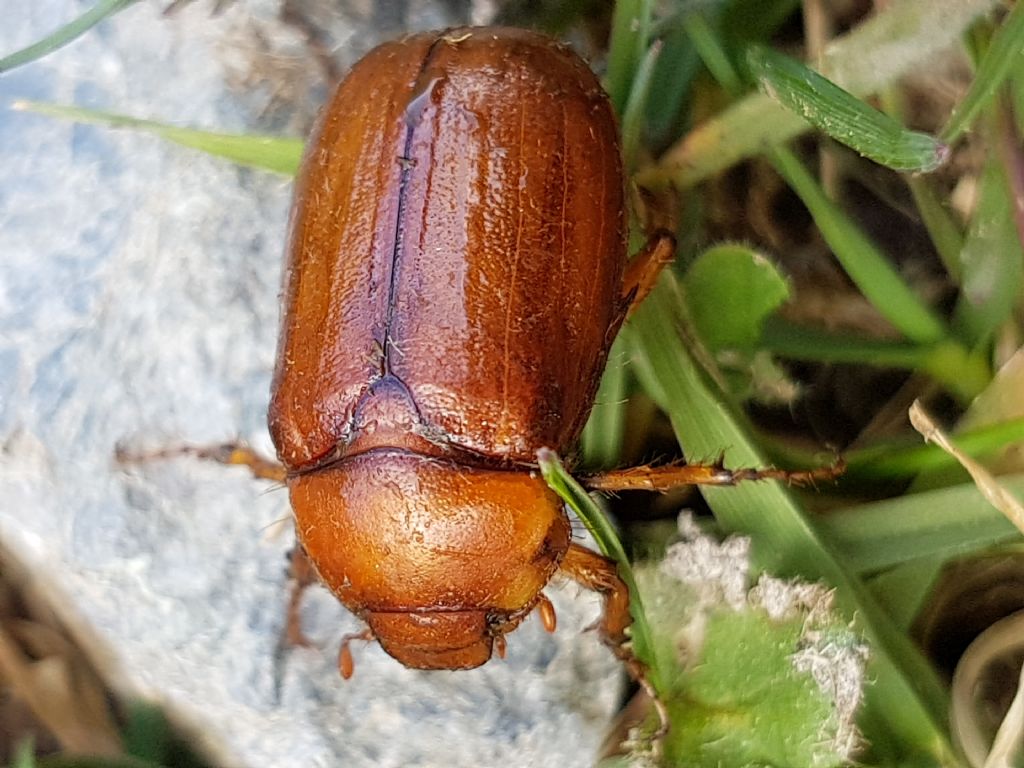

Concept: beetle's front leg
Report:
left=116, top=441, right=287, bottom=483
left=620, top=230, right=675, bottom=316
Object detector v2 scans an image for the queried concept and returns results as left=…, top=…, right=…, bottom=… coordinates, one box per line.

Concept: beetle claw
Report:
left=535, top=593, right=557, bottom=633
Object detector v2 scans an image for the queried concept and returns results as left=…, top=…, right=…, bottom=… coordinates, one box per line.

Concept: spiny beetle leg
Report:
left=558, top=543, right=668, bottom=738
left=581, top=456, right=844, bottom=493
left=621, top=230, right=676, bottom=317
left=116, top=441, right=287, bottom=483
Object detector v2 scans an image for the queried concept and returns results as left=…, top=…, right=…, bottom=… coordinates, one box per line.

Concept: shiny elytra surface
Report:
left=269, top=27, right=627, bottom=470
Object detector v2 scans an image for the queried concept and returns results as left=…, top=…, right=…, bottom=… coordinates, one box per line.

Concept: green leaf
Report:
left=746, top=45, right=948, bottom=172
left=760, top=318, right=991, bottom=401
left=683, top=12, right=742, bottom=97
left=627, top=274, right=960, bottom=764
left=769, top=147, right=949, bottom=345
left=820, top=475, right=1024, bottom=572
left=620, top=38, right=661, bottom=172
left=683, top=244, right=789, bottom=353
left=952, top=156, right=1024, bottom=346
left=942, top=0, right=1024, bottom=142
left=639, top=0, right=1002, bottom=190
left=14, top=101, right=304, bottom=176
left=606, top=0, right=654, bottom=116
left=580, top=337, right=629, bottom=470
left=0, top=0, right=140, bottom=73
left=662, top=609, right=854, bottom=766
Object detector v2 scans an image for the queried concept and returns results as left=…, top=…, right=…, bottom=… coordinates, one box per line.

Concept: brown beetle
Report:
left=266, top=25, right=676, bottom=675
left=122, top=26, right=821, bottom=689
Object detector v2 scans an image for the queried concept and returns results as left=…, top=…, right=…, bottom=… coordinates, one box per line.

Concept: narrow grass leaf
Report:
left=911, top=402, right=1024, bottom=535
left=842, top=416, right=1024, bottom=483
left=580, top=337, right=628, bottom=470
left=942, top=0, right=1024, bottom=142
left=819, top=475, right=1024, bottom=572
left=683, top=12, right=742, bottom=97
left=606, top=0, right=653, bottom=115
left=13, top=101, right=304, bottom=176
left=620, top=40, right=661, bottom=172
left=0, top=0, right=140, bottom=73
left=952, top=157, right=1024, bottom=346
left=628, top=274, right=958, bottom=763
left=770, top=147, right=949, bottom=346
left=906, top=176, right=965, bottom=281
left=760, top=318, right=990, bottom=401
left=639, top=0, right=1002, bottom=191
left=747, top=45, right=948, bottom=172
left=643, top=19, right=701, bottom=149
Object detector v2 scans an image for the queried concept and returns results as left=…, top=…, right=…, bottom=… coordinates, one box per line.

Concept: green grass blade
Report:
left=760, top=318, right=991, bottom=400
left=761, top=317, right=929, bottom=367
left=639, top=0, right=1002, bottom=190
left=0, top=0, right=140, bottom=73
left=683, top=12, right=742, bottom=97
left=821, top=475, right=1024, bottom=572
left=627, top=275, right=960, bottom=764
left=942, top=0, right=1024, bottom=142
left=620, top=39, right=661, bottom=172
left=537, top=450, right=661, bottom=692
left=606, top=0, right=653, bottom=115
left=580, top=338, right=628, bottom=470
left=643, top=19, right=700, bottom=149
left=769, top=147, right=949, bottom=345
left=905, top=175, right=966, bottom=281
left=952, top=155, right=1024, bottom=346
left=747, top=45, right=948, bottom=172
left=13, top=101, right=303, bottom=175
left=843, top=416, right=1024, bottom=483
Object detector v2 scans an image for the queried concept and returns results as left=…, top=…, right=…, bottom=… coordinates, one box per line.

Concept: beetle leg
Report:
left=558, top=543, right=631, bottom=651
left=620, top=230, right=675, bottom=317
left=535, top=593, right=557, bottom=633
left=338, top=628, right=375, bottom=680
left=116, top=441, right=287, bottom=483
left=285, top=546, right=317, bottom=648
left=559, top=543, right=668, bottom=738
left=494, top=633, right=508, bottom=660
left=581, top=456, right=844, bottom=492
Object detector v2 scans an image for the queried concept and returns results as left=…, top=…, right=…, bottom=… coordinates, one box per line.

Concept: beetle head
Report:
left=288, top=450, right=570, bottom=670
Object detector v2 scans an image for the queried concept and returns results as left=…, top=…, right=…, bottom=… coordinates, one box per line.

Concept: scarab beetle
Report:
left=266, top=25, right=677, bottom=674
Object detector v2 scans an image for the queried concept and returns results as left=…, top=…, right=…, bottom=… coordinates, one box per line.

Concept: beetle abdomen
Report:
left=270, top=28, right=626, bottom=470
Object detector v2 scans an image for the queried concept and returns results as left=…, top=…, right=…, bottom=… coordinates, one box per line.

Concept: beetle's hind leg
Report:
left=558, top=543, right=668, bottom=737
left=116, top=441, right=287, bottom=483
